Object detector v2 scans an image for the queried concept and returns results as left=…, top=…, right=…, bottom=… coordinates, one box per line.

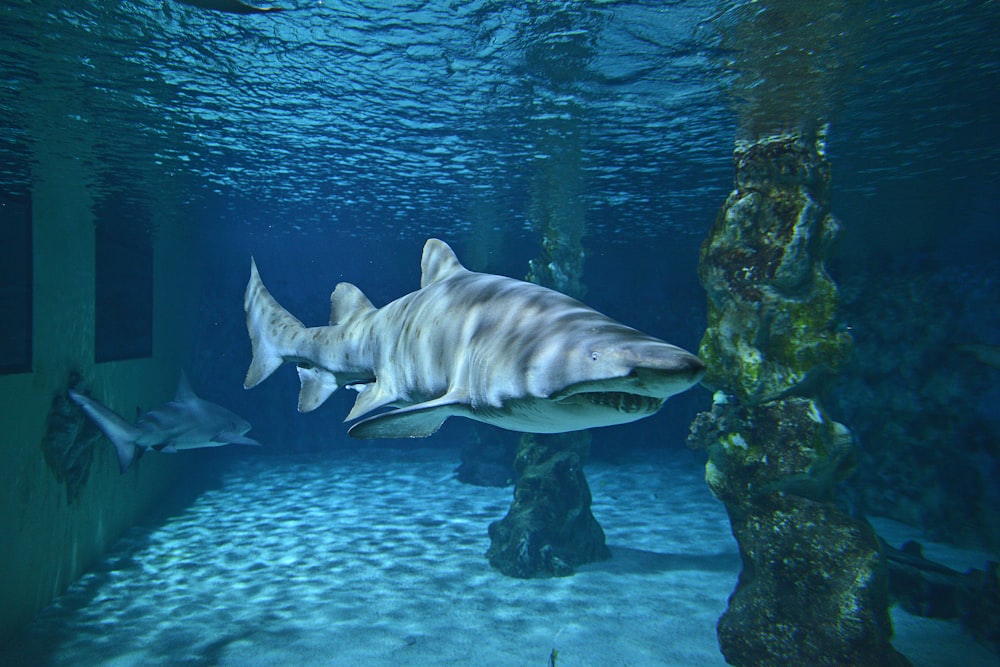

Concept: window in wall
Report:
left=0, top=192, right=32, bottom=374
left=94, top=209, right=154, bottom=363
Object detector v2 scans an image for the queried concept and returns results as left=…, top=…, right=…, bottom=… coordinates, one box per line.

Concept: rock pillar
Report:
left=486, top=131, right=609, bottom=578
left=485, top=214, right=610, bottom=578
left=486, top=432, right=609, bottom=578
left=688, top=132, right=910, bottom=666
left=485, top=4, right=611, bottom=579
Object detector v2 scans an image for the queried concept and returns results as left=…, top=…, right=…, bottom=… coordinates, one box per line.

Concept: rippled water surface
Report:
left=2, top=0, right=997, bottom=242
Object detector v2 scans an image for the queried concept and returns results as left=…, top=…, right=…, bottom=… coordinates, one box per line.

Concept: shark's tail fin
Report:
left=244, top=258, right=377, bottom=413
left=243, top=257, right=308, bottom=389
left=67, top=390, right=141, bottom=474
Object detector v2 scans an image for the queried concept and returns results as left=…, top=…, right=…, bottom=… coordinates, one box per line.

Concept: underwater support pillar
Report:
left=486, top=239, right=609, bottom=578
left=486, top=432, right=609, bottom=578
left=688, top=132, right=911, bottom=666
left=486, top=147, right=610, bottom=578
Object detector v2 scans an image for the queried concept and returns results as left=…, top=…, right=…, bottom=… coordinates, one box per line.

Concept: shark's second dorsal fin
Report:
left=420, top=239, right=466, bottom=289
left=329, top=282, right=375, bottom=325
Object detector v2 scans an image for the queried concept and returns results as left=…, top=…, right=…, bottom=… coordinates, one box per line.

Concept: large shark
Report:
left=69, top=375, right=261, bottom=473
left=244, top=239, right=705, bottom=439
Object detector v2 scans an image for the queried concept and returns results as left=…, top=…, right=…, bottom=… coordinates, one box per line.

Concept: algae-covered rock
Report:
left=691, top=132, right=909, bottom=666
left=489, top=151, right=606, bottom=577
left=486, top=432, right=610, bottom=578
left=718, top=493, right=908, bottom=667
left=688, top=397, right=910, bottom=667
left=698, top=133, right=851, bottom=405
left=41, top=373, right=101, bottom=505
left=691, top=396, right=856, bottom=504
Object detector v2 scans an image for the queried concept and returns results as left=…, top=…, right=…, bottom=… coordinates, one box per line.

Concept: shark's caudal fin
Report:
left=245, top=257, right=377, bottom=413
left=67, top=390, right=141, bottom=474
left=243, top=257, right=309, bottom=389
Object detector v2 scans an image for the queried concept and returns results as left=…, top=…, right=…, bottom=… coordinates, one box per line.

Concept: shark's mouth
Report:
left=564, top=391, right=665, bottom=415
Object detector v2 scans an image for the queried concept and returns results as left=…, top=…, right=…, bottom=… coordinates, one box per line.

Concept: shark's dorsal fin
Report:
left=420, top=239, right=467, bottom=289
left=175, top=372, right=197, bottom=402
left=329, top=282, right=375, bottom=325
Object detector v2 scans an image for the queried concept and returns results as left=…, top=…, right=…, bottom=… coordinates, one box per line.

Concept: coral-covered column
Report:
left=486, top=432, right=609, bottom=577
left=688, top=132, right=910, bottom=666
left=484, top=4, right=611, bottom=576
left=486, top=176, right=610, bottom=578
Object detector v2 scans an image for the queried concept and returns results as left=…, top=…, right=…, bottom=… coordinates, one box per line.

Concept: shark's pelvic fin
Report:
left=67, top=390, right=141, bottom=473
left=244, top=257, right=306, bottom=389
left=214, top=432, right=262, bottom=446
left=345, top=383, right=398, bottom=422
left=348, top=394, right=467, bottom=439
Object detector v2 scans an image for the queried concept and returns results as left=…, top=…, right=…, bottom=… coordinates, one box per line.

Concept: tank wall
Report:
left=0, top=154, right=196, bottom=644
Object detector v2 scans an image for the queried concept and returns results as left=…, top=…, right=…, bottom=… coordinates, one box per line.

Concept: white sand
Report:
left=3, top=448, right=996, bottom=666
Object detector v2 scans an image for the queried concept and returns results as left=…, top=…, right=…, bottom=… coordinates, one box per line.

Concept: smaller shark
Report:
left=69, top=375, right=260, bottom=474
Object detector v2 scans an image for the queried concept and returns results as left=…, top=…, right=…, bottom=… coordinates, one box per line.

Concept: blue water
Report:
left=2, top=1, right=997, bottom=242
left=2, top=0, right=1000, bottom=664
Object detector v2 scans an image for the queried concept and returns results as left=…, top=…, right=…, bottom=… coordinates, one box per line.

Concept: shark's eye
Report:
left=590, top=351, right=599, bottom=361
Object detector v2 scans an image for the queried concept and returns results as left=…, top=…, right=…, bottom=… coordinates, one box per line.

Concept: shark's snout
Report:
left=627, top=346, right=705, bottom=397
left=551, top=343, right=705, bottom=404
left=660, top=349, right=705, bottom=379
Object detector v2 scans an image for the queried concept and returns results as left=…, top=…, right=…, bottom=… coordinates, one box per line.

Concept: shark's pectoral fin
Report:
left=348, top=395, right=467, bottom=439
left=214, top=432, right=262, bottom=446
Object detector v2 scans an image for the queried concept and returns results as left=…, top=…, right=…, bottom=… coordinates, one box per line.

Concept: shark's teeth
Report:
left=573, top=392, right=665, bottom=414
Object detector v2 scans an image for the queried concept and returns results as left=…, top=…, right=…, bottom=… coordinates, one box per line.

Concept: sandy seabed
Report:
left=2, top=447, right=996, bottom=667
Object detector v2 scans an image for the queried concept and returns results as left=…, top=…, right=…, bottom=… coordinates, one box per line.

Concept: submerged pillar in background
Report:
left=687, top=132, right=911, bottom=666
left=484, top=4, right=610, bottom=579
left=486, top=432, right=609, bottom=577
left=486, top=148, right=610, bottom=578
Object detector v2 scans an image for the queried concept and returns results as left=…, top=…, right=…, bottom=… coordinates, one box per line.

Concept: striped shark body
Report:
left=244, top=239, right=705, bottom=439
